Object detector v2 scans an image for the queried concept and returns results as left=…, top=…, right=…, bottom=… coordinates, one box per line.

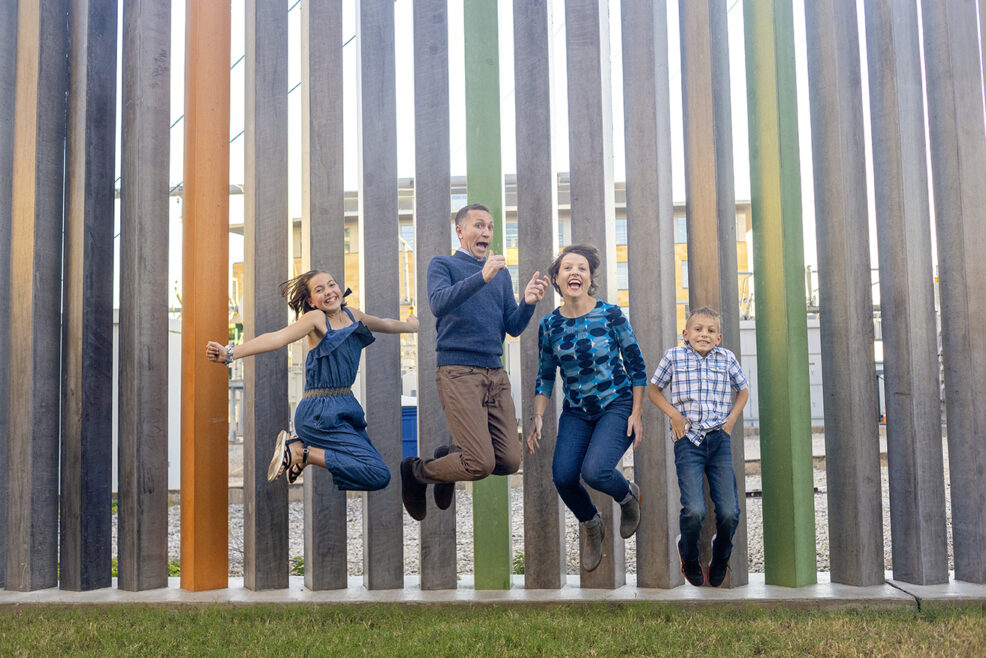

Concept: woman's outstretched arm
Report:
left=205, top=310, right=323, bottom=363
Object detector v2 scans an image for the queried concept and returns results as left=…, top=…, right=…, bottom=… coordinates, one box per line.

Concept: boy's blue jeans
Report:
left=552, top=396, right=634, bottom=523
left=674, top=428, right=740, bottom=565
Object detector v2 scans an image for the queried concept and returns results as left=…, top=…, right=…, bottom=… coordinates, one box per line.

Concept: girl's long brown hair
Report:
left=279, top=270, right=345, bottom=318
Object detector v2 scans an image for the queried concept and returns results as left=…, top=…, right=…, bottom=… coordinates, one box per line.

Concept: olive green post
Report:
left=743, top=0, right=816, bottom=587
left=465, top=0, right=510, bottom=590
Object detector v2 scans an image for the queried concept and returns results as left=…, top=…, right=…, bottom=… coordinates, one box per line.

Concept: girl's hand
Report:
left=526, top=414, right=543, bottom=454
left=205, top=341, right=227, bottom=363
left=627, top=412, right=643, bottom=450
left=406, top=313, right=419, bottom=332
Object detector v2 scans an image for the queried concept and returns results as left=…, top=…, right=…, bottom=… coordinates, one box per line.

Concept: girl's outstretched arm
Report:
left=350, top=308, right=419, bottom=334
left=205, top=310, right=324, bottom=363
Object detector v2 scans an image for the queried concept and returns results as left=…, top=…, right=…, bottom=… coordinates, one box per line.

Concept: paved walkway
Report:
left=2, top=573, right=983, bottom=610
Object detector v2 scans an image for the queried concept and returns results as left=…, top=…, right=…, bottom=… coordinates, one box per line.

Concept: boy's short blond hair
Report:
left=687, top=306, right=721, bottom=327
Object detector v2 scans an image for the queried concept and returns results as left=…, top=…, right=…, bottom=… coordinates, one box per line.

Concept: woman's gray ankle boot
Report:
left=619, top=481, right=641, bottom=539
left=581, top=514, right=605, bottom=572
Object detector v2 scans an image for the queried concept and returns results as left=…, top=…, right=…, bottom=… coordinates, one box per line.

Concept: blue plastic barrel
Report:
left=401, top=405, right=417, bottom=458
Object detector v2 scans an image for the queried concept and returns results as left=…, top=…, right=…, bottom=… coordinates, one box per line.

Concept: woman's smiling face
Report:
left=556, top=252, right=592, bottom=300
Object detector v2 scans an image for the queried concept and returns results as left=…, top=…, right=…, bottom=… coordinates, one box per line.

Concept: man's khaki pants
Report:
left=413, top=365, right=522, bottom=483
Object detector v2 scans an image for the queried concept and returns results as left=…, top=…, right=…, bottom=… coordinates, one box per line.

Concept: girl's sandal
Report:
left=267, top=430, right=304, bottom=482
left=286, top=446, right=309, bottom=485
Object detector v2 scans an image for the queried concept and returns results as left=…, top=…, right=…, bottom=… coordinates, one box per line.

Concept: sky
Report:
left=118, top=0, right=929, bottom=311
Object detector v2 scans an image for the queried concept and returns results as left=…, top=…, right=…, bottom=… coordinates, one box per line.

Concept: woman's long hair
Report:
left=279, top=270, right=345, bottom=318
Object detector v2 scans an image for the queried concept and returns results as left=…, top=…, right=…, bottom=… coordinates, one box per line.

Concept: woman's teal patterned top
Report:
left=535, top=300, right=648, bottom=413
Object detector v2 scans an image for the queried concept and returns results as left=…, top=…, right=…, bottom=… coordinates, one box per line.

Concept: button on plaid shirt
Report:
left=650, top=343, right=749, bottom=446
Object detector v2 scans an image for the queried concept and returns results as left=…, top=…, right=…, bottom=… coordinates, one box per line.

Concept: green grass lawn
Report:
left=1, top=603, right=984, bottom=656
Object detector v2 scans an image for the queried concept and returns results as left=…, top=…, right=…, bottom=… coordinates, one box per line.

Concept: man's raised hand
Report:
left=481, top=248, right=508, bottom=282
left=523, top=272, right=551, bottom=304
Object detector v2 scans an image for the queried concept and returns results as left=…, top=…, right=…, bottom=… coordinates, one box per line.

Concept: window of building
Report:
left=615, top=218, right=627, bottom=245
left=617, top=261, right=628, bottom=290
left=344, top=227, right=351, bottom=253
left=681, top=260, right=689, bottom=290
left=676, top=216, right=687, bottom=244
left=506, top=221, right=519, bottom=248
left=399, top=224, right=415, bottom=250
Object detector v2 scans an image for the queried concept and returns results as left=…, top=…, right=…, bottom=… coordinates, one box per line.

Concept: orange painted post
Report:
left=180, top=0, right=231, bottom=591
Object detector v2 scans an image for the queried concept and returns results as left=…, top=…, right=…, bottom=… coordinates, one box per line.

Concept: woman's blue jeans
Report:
left=674, top=428, right=740, bottom=564
left=552, top=396, right=634, bottom=523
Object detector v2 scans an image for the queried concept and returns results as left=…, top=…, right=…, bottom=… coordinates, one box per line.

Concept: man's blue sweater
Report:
left=427, top=250, right=536, bottom=368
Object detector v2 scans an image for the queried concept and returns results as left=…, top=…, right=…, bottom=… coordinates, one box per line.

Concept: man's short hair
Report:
left=454, top=203, right=491, bottom=226
left=687, top=306, right=721, bottom=324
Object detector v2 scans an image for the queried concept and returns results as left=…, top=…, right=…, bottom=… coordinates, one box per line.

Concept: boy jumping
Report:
left=648, top=306, right=749, bottom=587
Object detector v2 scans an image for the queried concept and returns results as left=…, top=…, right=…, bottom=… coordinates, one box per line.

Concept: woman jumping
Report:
left=527, top=245, right=647, bottom=572
left=205, top=270, right=418, bottom=490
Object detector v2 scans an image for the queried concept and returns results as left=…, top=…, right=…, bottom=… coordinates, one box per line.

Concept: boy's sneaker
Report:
left=706, top=534, right=729, bottom=587
left=676, top=534, right=704, bottom=587
left=432, top=445, right=455, bottom=510
left=708, top=556, right=729, bottom=587
left=619, top=481, right=642, bottom=539
left=581, top=514, right=605, bottom=572
left=400, top=457, right=427, bottom=521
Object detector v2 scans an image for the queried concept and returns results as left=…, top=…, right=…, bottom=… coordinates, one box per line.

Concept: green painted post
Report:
left=743, top=0, right=817, bottom=587
left=465, top=0, right=510, bottom=590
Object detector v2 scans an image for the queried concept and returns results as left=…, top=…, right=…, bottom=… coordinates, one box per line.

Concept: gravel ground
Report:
left=140, top=456, right=954, bottom=578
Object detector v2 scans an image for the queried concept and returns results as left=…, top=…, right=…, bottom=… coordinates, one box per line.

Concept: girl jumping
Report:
left=205, top=270, right=417, bottom=490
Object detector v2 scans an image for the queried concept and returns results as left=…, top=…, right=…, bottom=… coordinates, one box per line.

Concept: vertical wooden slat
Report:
left=118, top=0, right=171, bottom=592
left=921, top=0, right=986, bottom=584
left=804, top=0, right=884, bottom=587
left=0, top=0, right=18, bottom=592
left=301, top=0, right=348, bottom=592
left=180, top=0, right=231, bottom=592
left=357, top=0, right=403, bottom=591
left=565, top=0, right=623, bottom=589
left=622, top=0, right=681, bottom=589
left=515, top=0, right=565, bottom=590
left=863, top=0, right=948, bottom=586
left=6, top=0, right=70, bottom=592
left=243, top=0, right=289, bottom=591
left=742, top=0, right=816, bottom=587
left=414, top=0, right=457, bottom=591
left=678, top=0, right=748, bottom=586
left=60, top=0, right=118, bottom=592
left=464, top=0, right=511, bottom=591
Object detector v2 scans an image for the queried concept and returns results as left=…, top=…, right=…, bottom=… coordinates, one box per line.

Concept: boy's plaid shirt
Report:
left=650, top=343, right=749, bottom=446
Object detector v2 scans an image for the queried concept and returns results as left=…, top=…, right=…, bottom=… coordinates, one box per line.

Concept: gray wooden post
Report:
left=804, top=0, right=884, bottom=587
left=862, top=0, right=948, bottom=586
left=243, top=0, right=289, bottom=591
left=0, top=0, right=17, bottom=592
left=621, top=0, right=682, bottom=589
left=679, top=0, right=747, bottom=586
left=6, top=0, right=70, bottom=591
left=301, top=0, right=348, bottom=592
left=357, top=0, right=403, bottom=590
left=564, top=0, right=623, bottom=589
left=515, top=0, right=565, bottom=590
left=921, top=0, right=986, bottom=584
left=118, top=0, right=171, bottom=592
left=414, top=0, right=457, bottom=591
left=59, top=0, right=118, bottom=592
